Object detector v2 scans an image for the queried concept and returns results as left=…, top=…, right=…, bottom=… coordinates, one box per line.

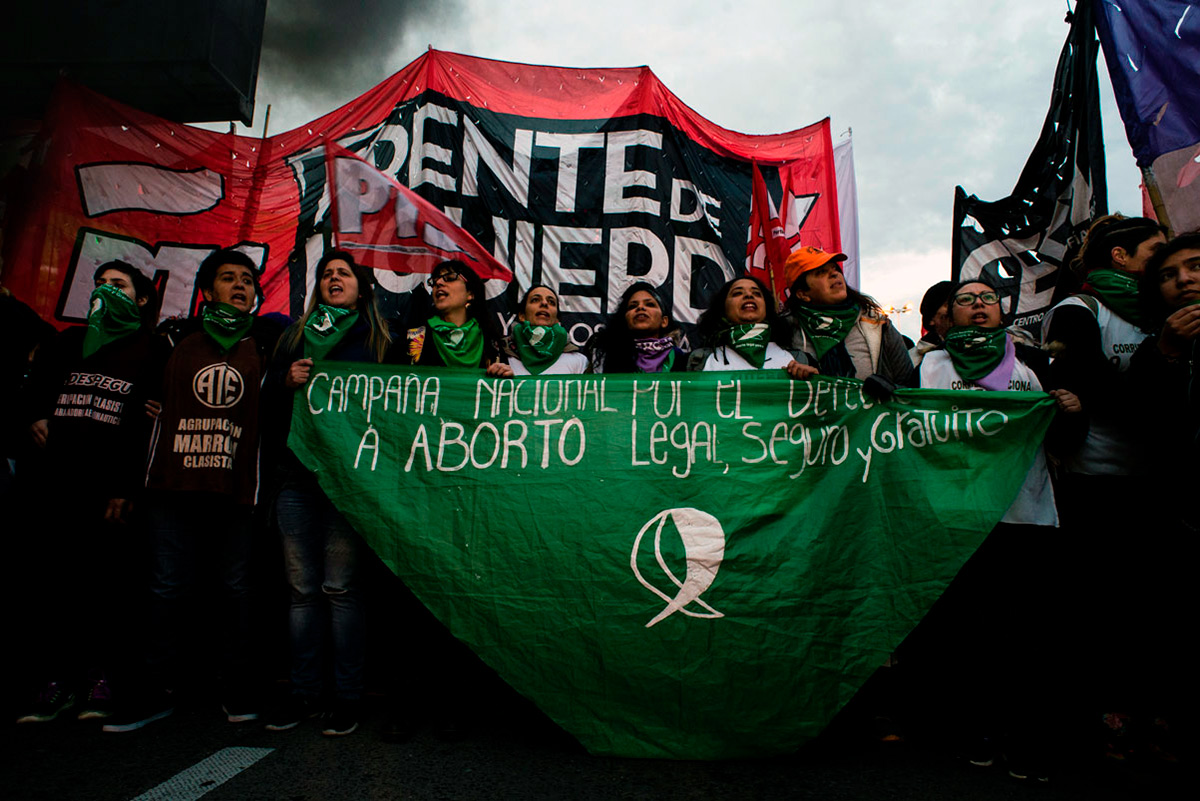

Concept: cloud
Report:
left=256, top=0, right=463, bottom=131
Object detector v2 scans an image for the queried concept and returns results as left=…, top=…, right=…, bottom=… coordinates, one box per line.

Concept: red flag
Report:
left=745, top=161, right=790, bottom=300
left=326, top=142, right=513, bottom=282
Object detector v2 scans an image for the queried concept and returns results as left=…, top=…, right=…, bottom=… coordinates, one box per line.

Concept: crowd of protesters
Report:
left=1, top=217, right=1192, bottom=782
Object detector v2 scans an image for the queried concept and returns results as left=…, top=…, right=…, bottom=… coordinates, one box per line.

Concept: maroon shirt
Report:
left=145, top=331, right=264, bottom=505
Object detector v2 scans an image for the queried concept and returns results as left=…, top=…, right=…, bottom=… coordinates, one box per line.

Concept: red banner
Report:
left=3, top=49, right=837, bottom=346
left=327, top=142, right=511, bottom=281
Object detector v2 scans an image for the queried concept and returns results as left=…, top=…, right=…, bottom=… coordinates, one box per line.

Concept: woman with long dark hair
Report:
left=687, top=275, right=815, bottom=377
left=403, top=260, right=501, bottom=370
left=497, top=284, right=588, bottom=374
left=264, top=250, right=396, bottom=737
left=588, top=282, right=687, bottom=373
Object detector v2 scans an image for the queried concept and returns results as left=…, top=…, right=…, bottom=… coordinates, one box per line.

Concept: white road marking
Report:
left=130, top=747, right=274, bottom=801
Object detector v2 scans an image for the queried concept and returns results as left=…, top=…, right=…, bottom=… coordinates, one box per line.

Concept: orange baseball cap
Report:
left=783, top=247, right=848, bottom=289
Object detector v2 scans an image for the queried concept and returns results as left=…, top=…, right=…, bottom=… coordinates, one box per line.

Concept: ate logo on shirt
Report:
left=192, top=363, right=244, bottom=409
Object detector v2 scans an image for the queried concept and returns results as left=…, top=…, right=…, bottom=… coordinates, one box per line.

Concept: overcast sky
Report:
left=230, top=0, right=1143, bottom=339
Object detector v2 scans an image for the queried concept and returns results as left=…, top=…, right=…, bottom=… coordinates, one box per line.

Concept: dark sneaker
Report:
left=264, top=694, right=320, bottom=731
left=77, top=677, right=115, bottom=721
left=16, top=681, right=75, bottom=724
left=101, top=690, right=174, bottom=733
left=320, top=700, right=360, bottom=737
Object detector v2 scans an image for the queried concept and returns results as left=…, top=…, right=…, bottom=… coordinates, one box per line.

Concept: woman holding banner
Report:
left=783, top=247, right=915, bottom=392
left=496, top=284, right=588, bottom=375
left=687, top=275, right=815, bottom=377
left=263, top=250, right=395, bottom=737
left=917, top=277, right=1079, bottom=782
left=588, top=282, right=688, bottom=374
left=402, top=260, right=504, bottom=372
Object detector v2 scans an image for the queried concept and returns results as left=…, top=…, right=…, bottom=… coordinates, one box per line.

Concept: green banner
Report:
left=289, top=365, right=1055, bottom=759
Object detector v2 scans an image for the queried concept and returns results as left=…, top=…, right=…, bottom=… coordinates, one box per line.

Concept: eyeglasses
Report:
left=952, top=291, right=1000, bottom=307
left=427, top=271, right=463, bottom=288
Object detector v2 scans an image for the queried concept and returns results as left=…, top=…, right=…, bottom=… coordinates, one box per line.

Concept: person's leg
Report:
left=143, top=493, right=196, bottom=692
left=275, top=488, right=327, bottom=700
left=216, top=500, right=258, bottom=720
left=322, top=495, right=365, bottom=705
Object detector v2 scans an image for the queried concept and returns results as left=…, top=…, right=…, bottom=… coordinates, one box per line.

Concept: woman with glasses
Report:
left=686, top=275, right=816, bottom=377
left=262, top=250, right=396, bottom=737
left=403, top=260, right=502, bottom=371
left=497, top=284, right=588, bottom=375
left=917, top=277, right=1079, bottom=782
left=588, top=282, right=688, bottom=374
left=782, top=247, right=915, bottom=391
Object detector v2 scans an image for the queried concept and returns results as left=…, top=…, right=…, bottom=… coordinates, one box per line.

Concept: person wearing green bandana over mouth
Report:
left=16, top=261, right=165, bottom=727
left=1042, top=214, right=1166, bottom=478
left=917, top=276, right=1081, bottom=783
left=781, top=247, right=915, bottom=397
left=402, top=260, right=500, bottom=370
left=494, top=284, right=588, bottom=375
left=261, top=250, right=398, bottom=738
left=106, top=249, right=282, bottom=735
left=687, top=275, right=815, bottom=378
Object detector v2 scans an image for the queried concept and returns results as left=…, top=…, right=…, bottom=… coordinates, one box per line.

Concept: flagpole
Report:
left=1141, top=166, right=1173, bottom=235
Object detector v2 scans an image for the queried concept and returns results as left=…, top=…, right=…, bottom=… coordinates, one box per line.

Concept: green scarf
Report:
left=428, top=316, right=484, bottom=369
left=792, top=304, right=860, bottom=359
left=513, top=321, right=567, bottom=375
left=719, top=322, right=771, bottom=368
left=201, top=303, right=254, bottom=354
left=82, top=284, right=143, bottom=358
left=1085, top=269, right=1143, bottom=326
left=944, top=325, right=1009, bottom=381
left=303, top=304, right=360, bottom=360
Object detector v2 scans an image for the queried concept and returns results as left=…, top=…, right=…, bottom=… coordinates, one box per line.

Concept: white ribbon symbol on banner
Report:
left=631, top=507, right=726, bottom=628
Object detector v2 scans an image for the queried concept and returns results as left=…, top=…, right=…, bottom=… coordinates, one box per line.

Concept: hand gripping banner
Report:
left=288, top=366, right=1055, bottom=758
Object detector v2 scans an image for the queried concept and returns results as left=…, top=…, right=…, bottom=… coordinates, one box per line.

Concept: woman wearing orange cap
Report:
left=783, top=247, right=915, bottom=391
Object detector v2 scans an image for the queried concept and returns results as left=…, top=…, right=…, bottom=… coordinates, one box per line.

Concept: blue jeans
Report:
left=144, top=492, right=253, bottom=690
left=275, top=487, right=365, bottom=701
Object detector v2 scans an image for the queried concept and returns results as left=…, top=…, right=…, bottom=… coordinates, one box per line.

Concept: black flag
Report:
left=952, top=2, right=1107, bottom=334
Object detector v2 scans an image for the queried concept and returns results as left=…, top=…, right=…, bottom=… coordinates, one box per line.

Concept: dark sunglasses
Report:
left=953, top=291, right=1000, bottom=307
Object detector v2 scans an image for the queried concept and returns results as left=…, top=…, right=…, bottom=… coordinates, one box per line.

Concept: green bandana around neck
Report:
left=944, top=325, right=1009, bottom=381
left=720, top=322, right=771, bottom=368
left=201, top=302, right=254, bottom=354
left=513, top=321, right=567, bottom=374
left=303, top=304, right=360, bottom=360
left=1085, top=268, right=1143, bottom=326
left=428, top=316, right=484, bottom=369
left=793, top=304, right=860, bottom=359
left=82, top=283, right=143, bottom=358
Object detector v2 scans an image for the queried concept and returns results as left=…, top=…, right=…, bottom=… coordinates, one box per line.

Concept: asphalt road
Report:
left=5, top=685, right=1185, bottom=801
